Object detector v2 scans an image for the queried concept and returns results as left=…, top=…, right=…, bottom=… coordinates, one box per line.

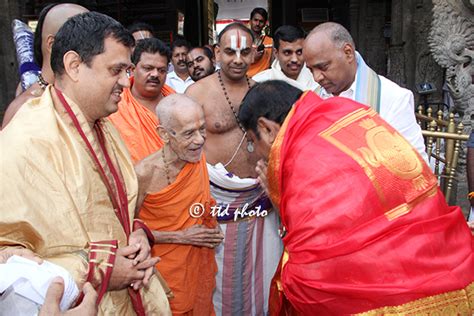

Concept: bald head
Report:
left=307, top=22, right=355, bottom=48
left=156, top=94, right=204, bottom=130
left=35, top=3, right=88, bottom=69
left=303, top=22, right=357, bottom=96
left=157, top=94, right=206, bottom=163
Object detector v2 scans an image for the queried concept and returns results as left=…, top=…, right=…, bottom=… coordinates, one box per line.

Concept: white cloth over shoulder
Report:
left=0, top=255, right=79, bottom=313
left=253, top=58, right=319, bottom=92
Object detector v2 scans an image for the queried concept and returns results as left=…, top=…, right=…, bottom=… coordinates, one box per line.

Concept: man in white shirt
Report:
left=304, top=22, right=428, bottom=161
left=253, top=25, right=318, bottom=91
left=166, top=38, right=194, bottom=93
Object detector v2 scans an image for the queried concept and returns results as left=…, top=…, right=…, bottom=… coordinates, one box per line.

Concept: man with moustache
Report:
left=0, top=12, right=171, bottom=315
left=303, top=22, right=427, bottom=161
left=136, top=94, right=223, bottom=315
left=165, top=38, right=194, bottom=93
left=109, top=38, right=175, bottom=163
left=247, top=7, right=273, bottom=77
left=186, top=46, right=216, bottom=82
left=186, top=22, right=282, bottom=316
left=253, top=25, right=318, bottom=91
left=2, top=3, right=88, bottom=129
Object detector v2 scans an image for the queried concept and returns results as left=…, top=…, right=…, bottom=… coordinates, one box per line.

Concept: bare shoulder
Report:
left=185, top=73, right=219, bottom=103
left=2, top=84, right=43, bottom=128
left=135, top=151, right=161, bottom=186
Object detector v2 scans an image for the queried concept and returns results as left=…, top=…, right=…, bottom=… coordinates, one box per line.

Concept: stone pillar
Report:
left=0, top=0, right=21, bottom=120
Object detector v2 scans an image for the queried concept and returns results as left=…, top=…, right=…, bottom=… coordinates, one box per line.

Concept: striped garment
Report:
left=208, top=163, right=283, bottom=315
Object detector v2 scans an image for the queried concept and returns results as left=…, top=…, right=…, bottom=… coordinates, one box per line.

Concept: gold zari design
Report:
left=356, top=282, right=474, bottom=315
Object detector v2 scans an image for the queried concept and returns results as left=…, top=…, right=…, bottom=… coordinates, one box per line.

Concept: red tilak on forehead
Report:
left=237, top=29, right=241, bottom=47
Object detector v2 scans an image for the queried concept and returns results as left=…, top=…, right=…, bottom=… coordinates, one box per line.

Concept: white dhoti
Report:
left=208, top=163, right=283, bottom=316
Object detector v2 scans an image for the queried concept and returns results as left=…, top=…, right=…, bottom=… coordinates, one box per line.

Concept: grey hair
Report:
left=309, top=22, right=355, bottom=48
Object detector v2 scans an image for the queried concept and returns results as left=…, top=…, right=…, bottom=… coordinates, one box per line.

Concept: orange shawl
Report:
left=108, top=80, right=175, bottom=163
left=248, top=36, right=273, bottom=77
left=139, top=157, right=217, bottom=315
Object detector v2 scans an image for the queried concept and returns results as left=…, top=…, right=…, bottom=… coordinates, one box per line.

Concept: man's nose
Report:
left=312, top=69, right=324, bottom=83
left=119, top=70, right=130, bottom=88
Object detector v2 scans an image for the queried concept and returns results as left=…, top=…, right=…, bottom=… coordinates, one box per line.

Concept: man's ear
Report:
left=273, top=47, right=278, bottom=59
left=343, top=43, right=355, bottom=63
left=257, top=117, right=280, bottom=144
left=157, top=125, right=170, bottom=143
left=62, top=51, right=82, bottom=82
left=46, top=34, right=55, bottom=54
left=214, top=45, right=221, bottom=63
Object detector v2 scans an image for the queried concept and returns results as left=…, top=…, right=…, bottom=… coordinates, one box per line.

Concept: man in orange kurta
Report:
left=247, top=7, right=273, bottom=77
left=109, top=38, right=175, bottom=163
left=135, top=94, right=224, bottom=315
left=238, top=80, right=474, bottom=315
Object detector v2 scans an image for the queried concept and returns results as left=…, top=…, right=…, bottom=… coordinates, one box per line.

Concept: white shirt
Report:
left=252, top=59, right=319, bottom=92
left=165, top=70, right=194, bottom=93
left=319, top=73, right=429, bottom=162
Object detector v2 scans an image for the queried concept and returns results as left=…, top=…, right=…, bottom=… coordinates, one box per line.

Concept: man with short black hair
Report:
left=253, top=25, right=318, bottom=91
left=247, top=7, right=273, bottom=77
left=1, top=12, right=171, bottom=314
left=128, top=22, right=154, bottom=42
left=186, top=22, right=282, bottom=316
left=109, top=38, right=175, bottom=163
left=186, top=46, right=216, bottom=81
left=239, top=80, right=474, bottom=315
left=166, top=38, right=194, bottom=93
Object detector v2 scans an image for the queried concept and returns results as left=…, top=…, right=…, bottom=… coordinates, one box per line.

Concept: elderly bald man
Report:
left=135, top=94, right=223, bottom=315
left=2, top=3, right=88, bottom=128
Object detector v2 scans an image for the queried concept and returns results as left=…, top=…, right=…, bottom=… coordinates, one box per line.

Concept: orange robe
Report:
left=108, top=79, right=175, bottom=162
left=248, top=36, right=273, bottom=77
left=268, top=91, right=474, bottom=315
left=139, top=157, right=217, bottom=315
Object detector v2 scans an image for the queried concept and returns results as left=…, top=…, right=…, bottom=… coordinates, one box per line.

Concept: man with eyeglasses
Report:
left=109, top=38, right=175, bottom=162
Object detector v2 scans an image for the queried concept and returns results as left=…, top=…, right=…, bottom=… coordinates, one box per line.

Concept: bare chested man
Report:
left=135, top=94, right=222, bottom=315
left=2, top=3, right=88, bottom=129
left=186, top=22, right=283, bottom=316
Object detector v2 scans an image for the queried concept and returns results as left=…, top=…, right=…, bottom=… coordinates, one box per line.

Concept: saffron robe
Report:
left=268, top=91, right=474, bottom=315
left=0, top=86, right=171, bottom=315
left=139, top=157, right=217, bottom=315
left=109, top=79, right=175, bottom=163
left=248, top=36, right=273, bottom=77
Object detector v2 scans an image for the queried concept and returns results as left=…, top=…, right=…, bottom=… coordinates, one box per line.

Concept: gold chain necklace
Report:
left=217, top=70, right=254, bottom=153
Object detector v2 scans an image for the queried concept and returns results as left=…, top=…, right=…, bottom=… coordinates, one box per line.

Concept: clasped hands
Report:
left=108, top=228, right=159, bottom=291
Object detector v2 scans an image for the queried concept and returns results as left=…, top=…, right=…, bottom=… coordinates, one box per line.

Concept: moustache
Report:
left=147, top=77, right=160, bottom=84
left=193, top=67, right=204, bottom=74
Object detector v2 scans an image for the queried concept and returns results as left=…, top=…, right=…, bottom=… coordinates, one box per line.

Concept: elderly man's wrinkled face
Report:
left=167, top=105, right=206, bottom=163
left=303, top=32, right=355, bottom=96
left=186, top=48, right=215, bottom=81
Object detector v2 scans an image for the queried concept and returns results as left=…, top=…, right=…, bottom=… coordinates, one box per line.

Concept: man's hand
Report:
left=179, top=224, right=224, bottom=248
left=0, top=247, right=42, bottom=264
left=39, top=277, right=97, bottom=316
left=128, top=229, right=151, bottom=265
left=108, top=244, right=159, bottom=291
left=468, top=221, right=474, bottom=235
left=256, top=159, right=269, bottom=196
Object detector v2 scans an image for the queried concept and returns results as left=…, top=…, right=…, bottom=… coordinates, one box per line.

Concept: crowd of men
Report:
left=1, top=4, right=473, bottom=316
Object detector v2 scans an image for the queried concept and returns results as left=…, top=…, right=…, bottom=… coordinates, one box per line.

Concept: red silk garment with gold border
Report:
left=268, top=91, right=474, bottom=315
